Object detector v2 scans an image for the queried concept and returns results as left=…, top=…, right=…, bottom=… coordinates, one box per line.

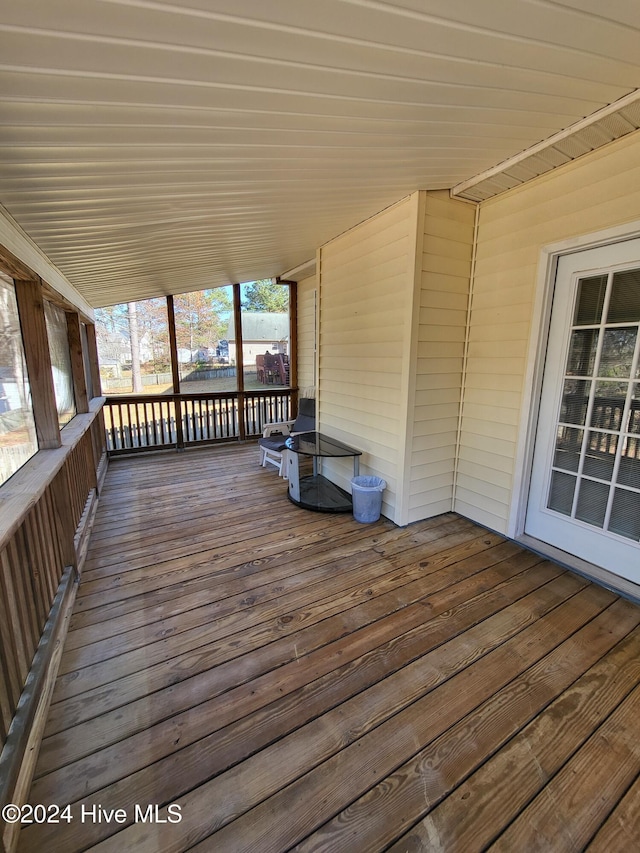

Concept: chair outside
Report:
left=258, top=397, right=315, bottom=477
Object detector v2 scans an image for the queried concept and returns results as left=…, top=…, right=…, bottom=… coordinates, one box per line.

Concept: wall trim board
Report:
left=397, top=191, right=427, bottom=526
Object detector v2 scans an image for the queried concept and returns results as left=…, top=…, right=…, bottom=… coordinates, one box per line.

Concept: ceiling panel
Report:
left=0, top=0, right=639, bottom=306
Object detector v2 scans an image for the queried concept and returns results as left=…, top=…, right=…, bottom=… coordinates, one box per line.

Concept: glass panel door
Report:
left=547, top=270, right=640, bottom=540
left=526, top=240, right=640, bottom=582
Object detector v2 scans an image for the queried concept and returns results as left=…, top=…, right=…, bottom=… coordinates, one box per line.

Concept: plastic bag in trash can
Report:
left=351, top=475, right=386, bottom=523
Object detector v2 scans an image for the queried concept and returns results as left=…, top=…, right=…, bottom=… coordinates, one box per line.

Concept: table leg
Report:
left=288, top=452, right=300, bottom=502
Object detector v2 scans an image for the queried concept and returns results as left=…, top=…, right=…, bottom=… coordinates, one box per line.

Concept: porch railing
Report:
left=0, top=402, right=106, bottom=853
left=104, top=388, right=294, bottom=454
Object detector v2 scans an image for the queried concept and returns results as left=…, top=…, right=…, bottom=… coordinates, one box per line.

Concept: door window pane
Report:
left=548, top=471, right=576, bottom=516
left=591, top=381, right=627, bottom=432
left=629, top=384, right=640, bottom=433
left=553, top=426, right=583, bottom=472
left=567, top=329, right=598, bottom=376
left=583, top=431, right=618, bottom=481
left=609, top=488, right=640, bottom=541
left=0, top=275, right=38, bottom=485
left=607, top=269, right=640, bottom=323
left=575, top=479, right=610, bottom=528
left=618, top=437, right=640, bottom=490
left=44, top=301, right=76, bottom=428
left=560, top=379, right=590, bottom=426
left=573, top=275, right=607, bottom=326
left=598, top=328, right=637, bottom=379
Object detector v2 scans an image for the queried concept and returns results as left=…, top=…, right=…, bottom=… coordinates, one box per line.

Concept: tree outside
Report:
left=242, top=279, right=289, bottom=313
left=174, top=288, right=233, bottom=364
left=95, top=298, right=170, bottom=394
left=95, top=282, right=290, bottom=395
left=95, top=288, right=235, bottom=394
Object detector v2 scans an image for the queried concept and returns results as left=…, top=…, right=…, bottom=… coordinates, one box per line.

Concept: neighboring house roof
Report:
left=227, top=313, right=289, bottom=343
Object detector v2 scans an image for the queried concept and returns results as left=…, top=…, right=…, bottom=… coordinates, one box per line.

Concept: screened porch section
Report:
left=95, top=280, right=296, bottom=455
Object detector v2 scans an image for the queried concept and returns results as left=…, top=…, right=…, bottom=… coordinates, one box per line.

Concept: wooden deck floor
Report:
left=17, top=444, right=640, bottom=852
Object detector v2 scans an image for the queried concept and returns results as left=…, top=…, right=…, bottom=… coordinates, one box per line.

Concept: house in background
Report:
left=226, top=312, right=290, bottom=367
left=94, top=328, right=130, bottom=378
left=176, top=346, right=214, bottom=364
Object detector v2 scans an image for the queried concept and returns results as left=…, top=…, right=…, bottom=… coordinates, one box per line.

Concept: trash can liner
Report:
left=351, top=476, right=386, bottom=524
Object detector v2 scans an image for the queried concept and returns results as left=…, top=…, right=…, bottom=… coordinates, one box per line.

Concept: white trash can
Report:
left=351, top=476, right=386, bottom=523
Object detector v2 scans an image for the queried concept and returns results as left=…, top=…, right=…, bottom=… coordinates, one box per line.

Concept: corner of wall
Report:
left=395, top=191, right=428, bottom=526
left=411, top=192, right=476, bottom=526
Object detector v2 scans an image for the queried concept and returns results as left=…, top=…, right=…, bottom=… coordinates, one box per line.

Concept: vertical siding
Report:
left=408, top=192, right=475, bottom=524
left=457, top=130, right=640, bottom=533
left=296, top=273, right=317, bottom=392
left=318, top=196, right=415, bottom=524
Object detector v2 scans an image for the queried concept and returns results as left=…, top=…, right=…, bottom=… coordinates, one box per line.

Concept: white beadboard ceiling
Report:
left=1, top=0, right=640, bottom=307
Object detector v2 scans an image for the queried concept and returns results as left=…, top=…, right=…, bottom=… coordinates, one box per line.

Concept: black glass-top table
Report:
left=285, top=431, right=362, bottom=512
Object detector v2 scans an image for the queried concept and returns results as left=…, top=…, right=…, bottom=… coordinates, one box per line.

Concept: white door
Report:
left=526, top=240, right=640, bottom=583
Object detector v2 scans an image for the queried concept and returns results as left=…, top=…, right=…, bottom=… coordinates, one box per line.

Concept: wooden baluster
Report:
left=151, top=402, right=159, bottom=446
left=108, top=403, right=116, bottom=451
left=175, top=398, right=184, bottom=449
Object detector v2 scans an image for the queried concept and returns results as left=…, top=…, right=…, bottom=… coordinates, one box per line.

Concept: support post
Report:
left=282, top=279, right=298, bottom=415
left=66, top=312, right=89, bottom=414
left=166, top=296, right=184, bottom=449
left=232, top=283, right=246, bottom=440
left=84, top=323, right=102, bottom=398
left=166, top=295, right=181, bottom=394
left=14, top=279, right=61, bottom=450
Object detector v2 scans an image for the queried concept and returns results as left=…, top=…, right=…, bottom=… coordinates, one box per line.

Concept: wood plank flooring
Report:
left=17, top=443, right=640, bottom=852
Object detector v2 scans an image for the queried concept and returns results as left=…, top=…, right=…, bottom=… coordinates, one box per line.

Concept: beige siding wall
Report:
left=296, top=272, right=317, bottom=392
left=408, top=192, right=475, bottom=524
left=457, top=130, right=640, bottom=533
left=318, top=195, right=417, bottom=524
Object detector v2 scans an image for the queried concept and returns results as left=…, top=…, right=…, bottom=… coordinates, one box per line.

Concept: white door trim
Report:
left=508, top=219, right=640, bottom=544
left=525, top=242, right=640, bottom=577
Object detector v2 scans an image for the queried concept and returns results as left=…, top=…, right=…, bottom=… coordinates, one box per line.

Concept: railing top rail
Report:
left=104, top=388, right=296, bottom=404
left=0, top=399, right=105, bottom=551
